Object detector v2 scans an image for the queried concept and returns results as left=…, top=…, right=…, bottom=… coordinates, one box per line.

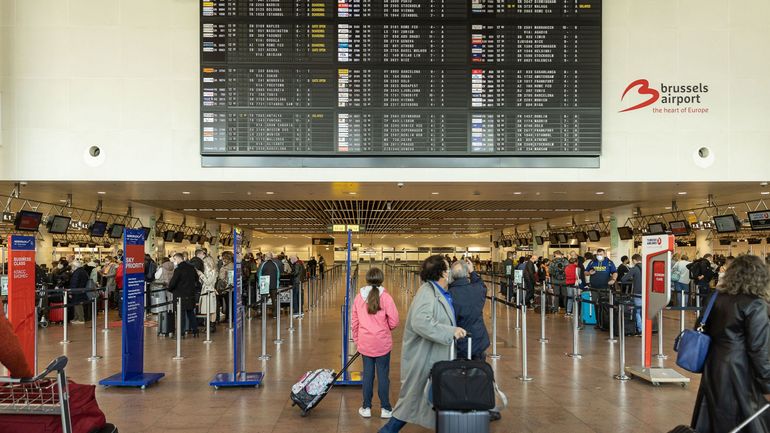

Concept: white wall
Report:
left=2, top=0, right=770, bottom=182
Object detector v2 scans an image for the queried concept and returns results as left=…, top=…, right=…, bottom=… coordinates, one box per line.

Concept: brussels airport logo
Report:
left=620, top=79, right=710, bottom=114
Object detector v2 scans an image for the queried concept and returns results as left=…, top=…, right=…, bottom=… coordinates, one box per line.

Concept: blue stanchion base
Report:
left=209, top=371, right=264, bottom=388
left=99, top=372, right=165, bottom=389
left=335, top=371, right=362, bottom=386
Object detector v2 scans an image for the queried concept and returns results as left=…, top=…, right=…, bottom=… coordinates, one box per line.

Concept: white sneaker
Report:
left=71, top=320, right=85, bottom=325
left=381, top=409, right=393, bottom=419
left=358, top=407, right=371, bottom=418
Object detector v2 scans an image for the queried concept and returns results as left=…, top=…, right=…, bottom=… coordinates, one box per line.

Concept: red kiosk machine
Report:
left=627, top=234, right=690, bottom=386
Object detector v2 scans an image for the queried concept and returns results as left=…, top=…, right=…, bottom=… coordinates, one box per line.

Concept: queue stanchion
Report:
left=274, top=288, right=286, bottom=344
left=653, top=312, right=667, bottom=360
left=288, top=285, right=295, bottom=333
left=514, top=284, right=521, bottom=331
left=258, top=295, right=271, bottom=361
left=614, top=297, right=631, bottom=381
left=203, top=292, right=213, bottom=344
left=61, top=289, right=70, bottom=345
left=607, top=289, right=617, bottom=343
left=679, top=288, right=686, bottom=334
left=173, top=297, right=184, bottom=361
left=248, top=284, right=253, bottom=321
left=102, top=295, right=109, bottom=333
left=538, top=283, right=549, bottom=344
left=566, top=287, right=582, bottom=359
left=88, top=295, right=102, bottom=361
left=517, top=287, right=532, bottom=382
left=228, top=290, right=234, bottom=331
left=489, top=295, right=501, bottom=360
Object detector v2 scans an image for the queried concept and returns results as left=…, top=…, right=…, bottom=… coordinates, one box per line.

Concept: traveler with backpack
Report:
left=290, top=255, right=306, bottom=316
left=689, top=254, right=717, bottom=299
left=549, top=251, right=569, bottom=313
left=352, top=267, right=399, bottom=420
left=523, top=255, right=538, bottom=308
left=564, top=257, right=580, bottom=317
left=672, top=254, right=692, bottom=305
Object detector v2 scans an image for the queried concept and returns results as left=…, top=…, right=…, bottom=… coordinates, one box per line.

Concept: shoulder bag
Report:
left=673, top=291, right=718, bottom=373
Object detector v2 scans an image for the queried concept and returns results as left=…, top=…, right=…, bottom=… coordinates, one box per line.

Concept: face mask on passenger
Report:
left=595, top=255, right=604, bottom=262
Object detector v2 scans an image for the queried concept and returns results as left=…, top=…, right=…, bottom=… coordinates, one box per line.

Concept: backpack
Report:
left=687, top=260, right=702, bottom=280
left=145, top=260, right=157, bottom=283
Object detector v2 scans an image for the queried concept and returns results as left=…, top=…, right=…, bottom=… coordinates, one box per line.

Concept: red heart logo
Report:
left=620, top=79, right=660, bottom=113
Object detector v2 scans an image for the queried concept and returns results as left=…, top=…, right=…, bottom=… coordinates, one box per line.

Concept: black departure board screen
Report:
left=200, top=0, right=601, bottom=159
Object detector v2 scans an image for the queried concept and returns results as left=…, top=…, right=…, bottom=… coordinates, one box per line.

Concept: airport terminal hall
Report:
left=4, top=1, right=770, bottom=432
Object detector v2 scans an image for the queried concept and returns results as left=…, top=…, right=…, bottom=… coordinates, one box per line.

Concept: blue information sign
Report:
left=100, top=228, right=164, bottom=389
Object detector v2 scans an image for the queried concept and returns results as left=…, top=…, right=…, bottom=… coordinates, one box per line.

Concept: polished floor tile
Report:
left=29, top=270, right=702, bottom=433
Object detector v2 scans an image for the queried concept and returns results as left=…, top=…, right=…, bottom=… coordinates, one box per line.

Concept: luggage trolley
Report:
left=0, top=356, right=73, bottom=433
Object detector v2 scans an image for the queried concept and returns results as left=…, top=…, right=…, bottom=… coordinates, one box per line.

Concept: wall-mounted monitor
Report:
left=141, top=227, right=151, bottom=240
left=718, top=238, right=733, bottom=246
left=574, top=231, right=587, bottom=243
left=108, top=224, right=125, bottom=239
left=548, top=233, right=559, bottom=244
left=747, top=238, right=762, bottom=245
left=557, top=233, right=568, bottom=244
left=14, top=210, right=43, bottom=232
left=514, top=238, right=523, bottom=247
left=669, top=220, right=691, bottom=236
left=587, top=230, right=601, bottom=242
left=535, top=236, right=544, bottom=246
left=47, top=215, right=72, bottom=234
left=89, top=221, right=108, bottom=237
left=189, top=234, right=201, bottom=244
left=493, top=241, right=499, bottom=248
left=173, top=231, right=185, bottom=243
left=163, top=230, right=175, bottom=242
left=647, top=223, right=667, bottom=235
left=747, top=211, right=770, bottom=231
left=713, top=215, right=740, bottom=233
left=617, top=226, right=634, bottom=240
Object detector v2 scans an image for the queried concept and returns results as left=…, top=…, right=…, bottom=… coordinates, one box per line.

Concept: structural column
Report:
left=610, top=207, right=634, bottom=263
left=695, top=230, right=712, bottom=259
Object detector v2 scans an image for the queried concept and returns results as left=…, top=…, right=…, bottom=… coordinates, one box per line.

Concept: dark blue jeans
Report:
left=362, top=352, right=391, bottom=410
left=378, top=417, right=406, bottom=433
left=292, top=281, right=303, bottom=313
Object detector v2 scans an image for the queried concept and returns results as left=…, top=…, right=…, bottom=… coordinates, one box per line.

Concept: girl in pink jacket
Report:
left=352, top=267, right=400, bottom=420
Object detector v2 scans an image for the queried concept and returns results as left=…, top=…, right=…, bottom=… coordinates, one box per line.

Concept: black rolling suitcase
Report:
left=431, top=335, right=496, bottom=433
left=157, top=311, right=174, bottom=336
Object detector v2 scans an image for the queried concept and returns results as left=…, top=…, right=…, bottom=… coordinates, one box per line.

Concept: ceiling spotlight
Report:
left=761, top=182, right=768, bottom=186
left=665, top=206, right=672, bottom=210
left=677, top=192, right=688, bottom=195
left=513, top=192, right=522, bottom=195
left=266, top=191, right=275, bottom=195
left=182, top=191, right=191, bottom=195
left=431, top=192, right=439, bottom=195
left=97, top=191, right=106, bottom=195
left=762, top=192, right=770, bottom=196
left=349, top=192, right=357, bottom=195
left=595, top=191, right=605, bottom=195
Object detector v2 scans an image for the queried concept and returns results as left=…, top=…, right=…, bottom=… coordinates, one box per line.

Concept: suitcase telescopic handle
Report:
left=449, top=333, right=473, bottom=360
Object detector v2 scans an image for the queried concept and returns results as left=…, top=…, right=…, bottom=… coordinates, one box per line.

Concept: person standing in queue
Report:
left=549, top=251, right=569, bottom=313
left=620, top=254, right=643, bottom=335
left=378, top=255, right=467, bottom=433
left=447, top=258, right=501, bottom=422
left=691, top=255, right=770, bottom=432
left=289, top=255, right=306, bottom=316
left=318, top=256, right=326, bottom=280
left=584, top=248, right=617, bottom=291
left=68, top=260, right=90, bottom=324
left=352, top=267, right=399, bottom=420
left=523, top=255, right=538, bottom=309
left=216, top=252, right=234, bottom=324
left=257, top=252, right=282, bottom=318
left=168, top=253, right=199, bottom=336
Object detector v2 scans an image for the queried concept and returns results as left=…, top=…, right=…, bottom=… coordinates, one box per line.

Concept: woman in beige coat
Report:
left=379, top=255, right=466, bottom=432
left=198, top=255, right=218, bottom=329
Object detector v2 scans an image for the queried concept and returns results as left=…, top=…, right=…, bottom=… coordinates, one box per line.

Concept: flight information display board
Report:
left=200, top=0, right=601, bottom=160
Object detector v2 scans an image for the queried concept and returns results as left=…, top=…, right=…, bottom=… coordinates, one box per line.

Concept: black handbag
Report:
left=430, top=336, right=496, bottom=411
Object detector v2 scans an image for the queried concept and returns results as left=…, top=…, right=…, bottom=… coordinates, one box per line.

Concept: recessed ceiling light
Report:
left=266, top=191, right=275, bottom=195
left=182, top=191, right=191, bottom=195
left=595, top=192, right=605, bottom=195
left=762, top=192, right=770, bottom=196
left=678, top=192, right=687, bottom=195
left=584, top=219, right=591, bottom=222
left=513, top=192, right=522, bottom=195
left=431, top=192, right=440, bottom=195
left=59, top=199, right=67, bottom=203
left=349, top=192, right=357, bottom=195
left=761, top=182, right=768, bottom=186
left=665, top=206, right=672, bottom=210
left=97, top=191, right=106, bottom=195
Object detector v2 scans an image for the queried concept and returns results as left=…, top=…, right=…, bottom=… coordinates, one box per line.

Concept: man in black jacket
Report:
left=168, top=253, right=199, bottom=335
left=621, top=254, right=643, bottom=335
left=523, top=255, right=538, bottom=308
left=502, top=251, right=516, bottom=302
left=258, top=252, right=282, bottom=318
left=447, top=258, right=500, bottom=422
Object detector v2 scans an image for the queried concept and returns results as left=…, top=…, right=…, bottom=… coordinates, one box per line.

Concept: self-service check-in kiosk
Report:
left=627, top=234, right=690, bottom=386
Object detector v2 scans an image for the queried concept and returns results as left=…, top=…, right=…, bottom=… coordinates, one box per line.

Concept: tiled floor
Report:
left=32, top=269, right=701, bottom=433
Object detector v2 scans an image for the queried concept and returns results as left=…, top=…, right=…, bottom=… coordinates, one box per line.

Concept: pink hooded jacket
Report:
left=352, top=285, right=399, bottom=358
